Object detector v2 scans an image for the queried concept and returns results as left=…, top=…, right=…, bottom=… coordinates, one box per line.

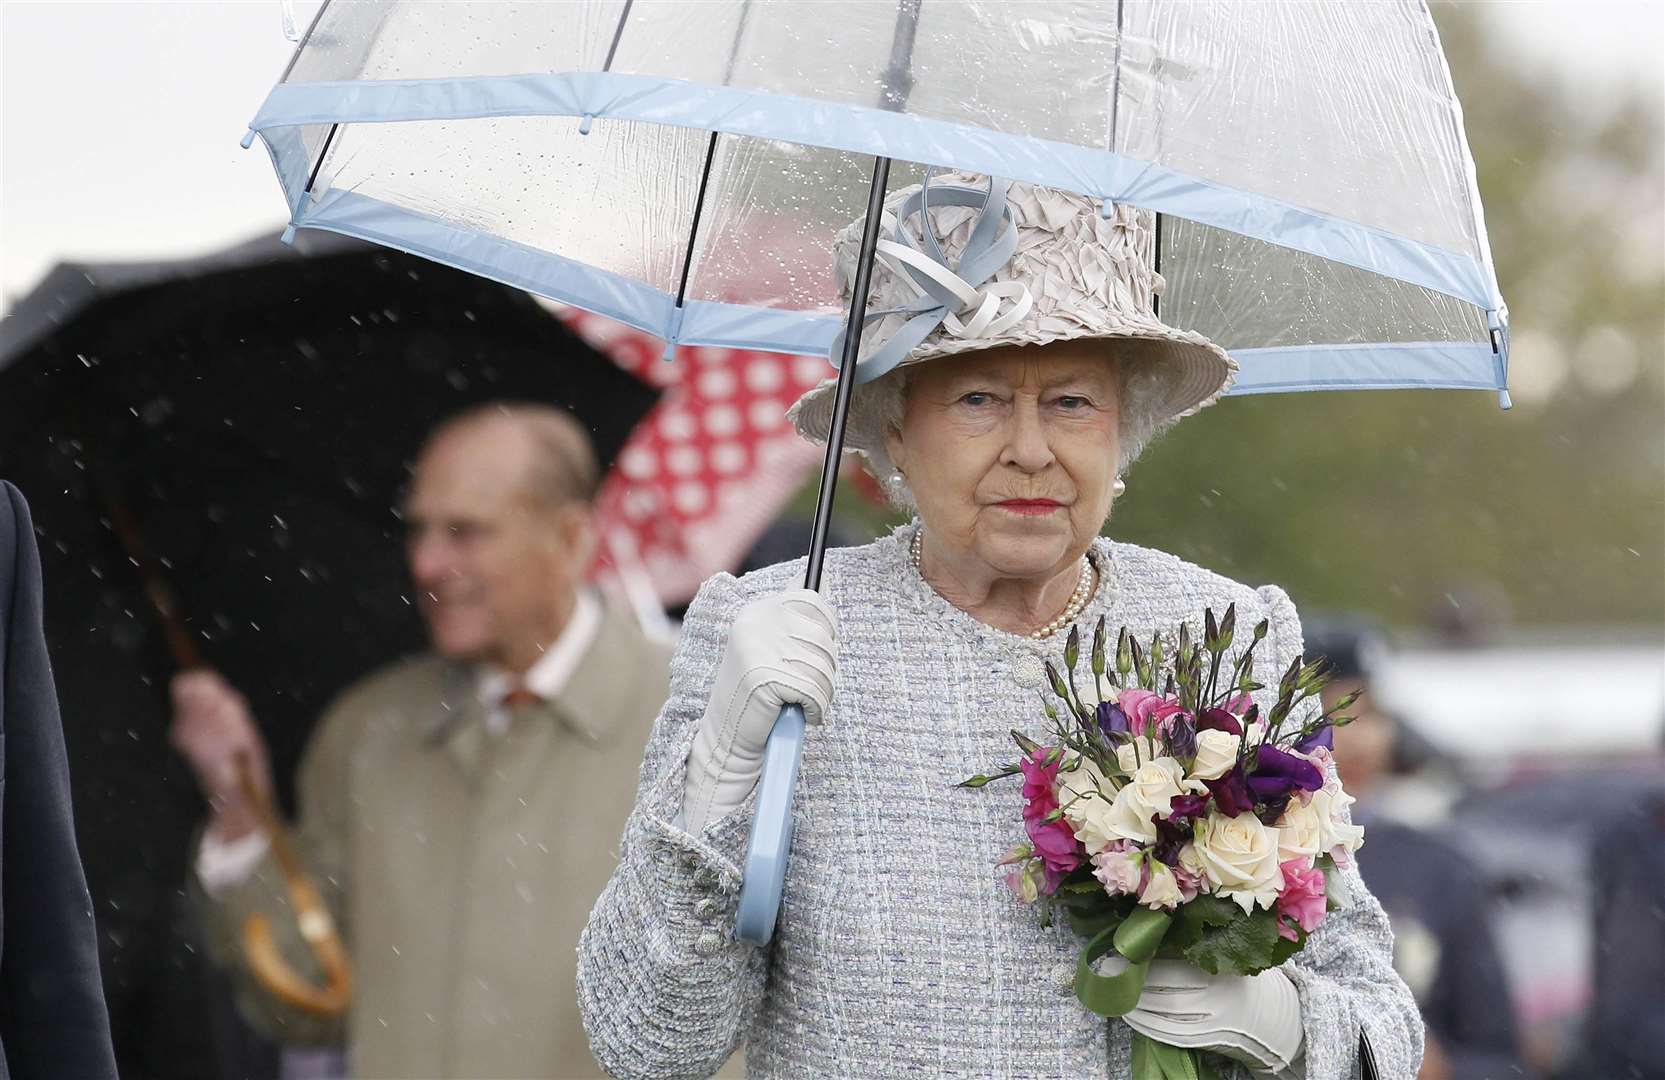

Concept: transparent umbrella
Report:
left=243, top=0, right=1510, bottom=947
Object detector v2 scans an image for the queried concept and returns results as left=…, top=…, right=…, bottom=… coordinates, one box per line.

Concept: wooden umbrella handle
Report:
left=235, top=756, right=353, bottom=1018
left=102, top=490, right=353, bottom=1016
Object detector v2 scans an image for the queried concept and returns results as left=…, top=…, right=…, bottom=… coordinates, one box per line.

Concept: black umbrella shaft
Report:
left=803, top=154, right=892, bottom=592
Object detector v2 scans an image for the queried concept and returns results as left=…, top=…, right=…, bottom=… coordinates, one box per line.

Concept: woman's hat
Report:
left=789, top=172, right=1236, bottom=453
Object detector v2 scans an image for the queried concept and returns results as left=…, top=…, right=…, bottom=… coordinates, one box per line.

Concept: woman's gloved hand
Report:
left=1123, top=959, right=1305, bottom=1076
left=680, top=589, right=838, bottom=833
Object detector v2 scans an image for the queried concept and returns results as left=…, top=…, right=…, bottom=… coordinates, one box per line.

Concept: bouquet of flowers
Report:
left=962, top=606, right=1365, bottom=1078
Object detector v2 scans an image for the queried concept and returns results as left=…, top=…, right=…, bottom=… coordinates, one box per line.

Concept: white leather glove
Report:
left=680, top=589, right=837, bottom=833
left=1110, top=958, right=1305, bottom=1076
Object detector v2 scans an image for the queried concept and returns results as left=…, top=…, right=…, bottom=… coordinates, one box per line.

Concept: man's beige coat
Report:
left=202, top=602, right=675, bottom=1078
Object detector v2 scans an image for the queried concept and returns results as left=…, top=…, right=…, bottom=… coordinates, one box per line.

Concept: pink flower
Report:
left=1020, top=748, right=1063, bottom=824
left=1222, top=692, right=1253, bottom=717
left=1091, top=846, right=1143, bottom=897
left=1025, top=815, right=1082, bottom=886
left=1172, top=862, right=1202, bottom=903
left=1275, top=859, right=1328, bottom=941
left=1118, top=690, right=1188, bottom=736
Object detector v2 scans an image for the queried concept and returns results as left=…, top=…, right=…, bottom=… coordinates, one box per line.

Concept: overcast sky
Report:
left=2, top=0, right=1661, bottom=310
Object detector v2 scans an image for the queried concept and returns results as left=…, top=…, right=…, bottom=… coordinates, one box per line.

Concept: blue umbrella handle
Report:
left=729, top=153, right=893, bottom=947
left=733, top=704, right=807, bottom=945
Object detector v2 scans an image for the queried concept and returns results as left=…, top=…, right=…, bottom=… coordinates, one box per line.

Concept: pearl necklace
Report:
left=910, top=529, right=1096, bottom=640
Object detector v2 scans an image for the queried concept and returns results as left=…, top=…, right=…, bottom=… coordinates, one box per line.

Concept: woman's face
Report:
left=885, top=340, right=1122, bottom=581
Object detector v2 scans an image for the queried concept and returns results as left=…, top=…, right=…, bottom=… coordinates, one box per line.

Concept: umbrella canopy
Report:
left=243, top=0, right=1509, bottom=401
left=0, top=236, right=659, bottom=1075
left=239, top=0, right=1512, bottom=947
left=1, top=232, right=658, bottom=517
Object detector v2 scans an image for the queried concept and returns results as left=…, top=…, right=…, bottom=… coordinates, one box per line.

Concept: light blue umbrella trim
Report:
left=279, top=187, right=1506, bottom=394
left=281, top=187, right=844, bottom=355
left=1225, top=341, right=1505, bottom=395
left=247, top=72, right=1504, bottom=314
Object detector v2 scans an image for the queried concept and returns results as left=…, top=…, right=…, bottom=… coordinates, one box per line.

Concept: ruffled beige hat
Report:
left=789, top=172, right=1236, bottom=455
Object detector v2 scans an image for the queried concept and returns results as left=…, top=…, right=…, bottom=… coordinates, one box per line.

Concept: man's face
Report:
left=402, top=421, right=592, bottom=670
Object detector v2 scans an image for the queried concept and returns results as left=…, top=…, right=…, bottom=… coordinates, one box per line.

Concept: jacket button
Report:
left=694, top=930, right=726, bottom=957
left=693, top=897, right=722, bottom=922
left=1051, top=961, right=1076, bottom=995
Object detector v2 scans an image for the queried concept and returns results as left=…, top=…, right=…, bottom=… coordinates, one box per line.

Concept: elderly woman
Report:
left=578, top=174, right=1419, bottom=1079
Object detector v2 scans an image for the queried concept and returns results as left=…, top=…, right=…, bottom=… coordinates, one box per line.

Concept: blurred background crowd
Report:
left=2, top=3, right=1661, bottom=1080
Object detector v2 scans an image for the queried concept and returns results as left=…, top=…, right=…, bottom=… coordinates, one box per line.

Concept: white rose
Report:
left=1275, top=798, right=1323, bottom=867
left=1192, top=810, right=1284, bottom=913
left=1138, top=860, right=1184, bottom=910
left=1057, top=758, right=1120, bottom=855
left=1308, top=786, right=1366, bottom=862
left=1105, top=757, right=1200, bottom=844
left=1115, top=736, right=1165, bottom=775
left=1189, top=728, right=1241, bottom=781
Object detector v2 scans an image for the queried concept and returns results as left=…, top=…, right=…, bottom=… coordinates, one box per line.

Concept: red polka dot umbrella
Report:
left=561, top=307, right=830, bottom=609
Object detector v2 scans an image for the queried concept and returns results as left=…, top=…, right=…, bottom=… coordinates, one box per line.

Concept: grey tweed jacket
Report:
left=578, top=529, right=1421, bottom=1079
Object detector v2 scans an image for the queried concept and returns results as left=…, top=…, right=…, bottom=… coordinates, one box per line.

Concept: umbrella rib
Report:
left=673, top=132, right=721, bottom=310
left=1153, top=211, right=1162, bottom=319
left=803, top=155, right=894, bottom=590
left=1108, top=0, right=1126, bottom=156
left=601, top=0, right=635, bottom=73
left=304, top=123, right=341, bottom=196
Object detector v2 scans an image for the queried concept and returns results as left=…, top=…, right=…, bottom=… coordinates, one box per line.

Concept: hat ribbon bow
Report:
left=829, top=171, right=1033, bottom=385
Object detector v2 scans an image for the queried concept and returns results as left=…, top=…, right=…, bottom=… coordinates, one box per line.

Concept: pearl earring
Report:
left=1112, top=476, right=1127, bottom=497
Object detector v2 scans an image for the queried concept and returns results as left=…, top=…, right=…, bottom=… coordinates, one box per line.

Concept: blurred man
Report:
left=171, top=404, right=672, bottom=1079
left=0, top=481, right=120, bottom=1080
left=1311, top=619, right=1532, bottom=1080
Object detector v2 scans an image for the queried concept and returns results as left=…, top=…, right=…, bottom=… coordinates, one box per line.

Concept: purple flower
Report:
left=1166, top=713, right=1198, bottom=759
left=1246, top=744, right=1325, bottom=803
left=1197, top=707, right=1243, bottom=736
left=1096, top=701, right=1131, bottom=739
left=1205, top=767, right=1256, bottom=817
left=1150, top=811, right=1198, bottom=867
left=1167, top=793, right=1211, bottom=824
left=1294, top=723, right=1334, bottom=754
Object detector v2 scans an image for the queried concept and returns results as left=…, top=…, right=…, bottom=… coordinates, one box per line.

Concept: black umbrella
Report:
left=0, top=233, right=658, bottom=1080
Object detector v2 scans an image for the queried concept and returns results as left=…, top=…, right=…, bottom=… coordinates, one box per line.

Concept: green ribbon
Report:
left=1074, top=906, right=1170, bottom=1016
left=1074, top=907, right=1217, bottom=1080
left=1132, top=1033, right=1218, bottom=1080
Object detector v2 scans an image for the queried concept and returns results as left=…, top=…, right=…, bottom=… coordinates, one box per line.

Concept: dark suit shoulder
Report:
left=0, top=479, right=21, bottom=540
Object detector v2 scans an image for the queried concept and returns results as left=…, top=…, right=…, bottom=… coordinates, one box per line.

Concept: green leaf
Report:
left=1165, top=895, right=1239, bottom=953
left=1182, top=905, right=1285, bottom=976
left=1068, top=907, right=1124, bottom=939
